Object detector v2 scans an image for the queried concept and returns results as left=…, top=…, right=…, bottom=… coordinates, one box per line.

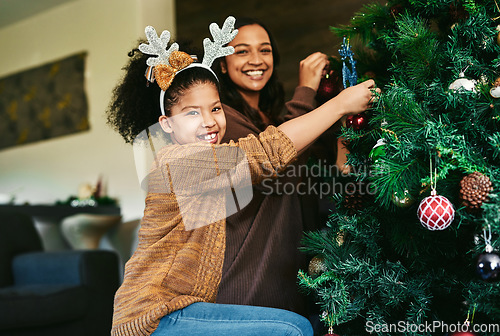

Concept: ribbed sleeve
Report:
left=283, top=86, right=317, bottom=121
left=230, top=125, right=297, bottom=184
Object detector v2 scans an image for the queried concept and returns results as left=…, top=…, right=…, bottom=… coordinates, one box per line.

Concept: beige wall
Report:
left=0, top=0, right=175, bottom=221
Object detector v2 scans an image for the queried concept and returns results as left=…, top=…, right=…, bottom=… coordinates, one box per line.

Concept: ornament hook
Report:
left=483, top=224, right=493, bottom=253
left=429, top=155, right=437, bottom=195
left=463, top=304, right=476, bottom=329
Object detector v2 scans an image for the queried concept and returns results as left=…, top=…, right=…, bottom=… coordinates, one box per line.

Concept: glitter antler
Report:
left=139, top=26, right=179, bottom=67
left=201, top=16, right=238, bottom=67
left=137, top=17, right=238, bottom=115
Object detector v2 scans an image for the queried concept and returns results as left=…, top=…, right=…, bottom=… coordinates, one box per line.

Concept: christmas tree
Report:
left=299, top=1, right=500, bottom=335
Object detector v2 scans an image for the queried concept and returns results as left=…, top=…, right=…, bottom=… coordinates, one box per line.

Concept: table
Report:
left=0, top=204, right=121, bottom=217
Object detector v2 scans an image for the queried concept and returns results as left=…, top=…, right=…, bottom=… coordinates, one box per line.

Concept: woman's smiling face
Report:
left=159, top=82, right=226, bottom=145
left=222, top=24, right=274, bottom=94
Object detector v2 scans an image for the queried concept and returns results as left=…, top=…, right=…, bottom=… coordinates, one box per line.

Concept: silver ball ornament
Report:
left=449, top=74, right=477, bottom=93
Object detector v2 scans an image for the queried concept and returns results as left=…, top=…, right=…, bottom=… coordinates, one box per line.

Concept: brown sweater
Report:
left=111, top=126, right=297, bottom=336
left=217, top=86, right=319, bottom=314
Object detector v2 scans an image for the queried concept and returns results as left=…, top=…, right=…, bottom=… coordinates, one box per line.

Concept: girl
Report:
left=107, top=17, right=378, bottom=336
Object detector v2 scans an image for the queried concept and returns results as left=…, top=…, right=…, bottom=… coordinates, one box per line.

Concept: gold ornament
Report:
left=336, top=231, right=345, bottom=246
left=496, top=26, right=500, bottom=46
left=308, top=255, right=327, bottom=278
left=491, top=77, right=500, bottom=98
left=392, top=189, right=414, bottom=208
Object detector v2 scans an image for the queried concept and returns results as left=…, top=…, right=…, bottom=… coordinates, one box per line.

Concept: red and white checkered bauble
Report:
left=417, top=194, right=455, bottom=230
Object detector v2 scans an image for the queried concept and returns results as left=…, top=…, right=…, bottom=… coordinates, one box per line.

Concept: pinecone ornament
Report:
left=459, top=172, right=493, bottom=211
left=344, top=181, right=371, bottom=213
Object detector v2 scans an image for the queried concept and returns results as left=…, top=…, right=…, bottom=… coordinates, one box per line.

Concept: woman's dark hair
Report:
left=106, top=44, right=218, bottom=144
left=212, top=17, right=285, bottom=131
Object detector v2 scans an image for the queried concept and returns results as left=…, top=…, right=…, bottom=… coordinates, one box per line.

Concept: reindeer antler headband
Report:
left=139, top=16, right=238, bottom=116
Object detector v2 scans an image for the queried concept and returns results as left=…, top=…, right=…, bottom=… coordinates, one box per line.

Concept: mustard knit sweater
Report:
left=111, top=126, right=297, bottom=336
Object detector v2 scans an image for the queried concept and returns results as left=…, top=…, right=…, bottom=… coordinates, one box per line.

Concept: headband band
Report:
left=159, top=63, right=219, bottom=116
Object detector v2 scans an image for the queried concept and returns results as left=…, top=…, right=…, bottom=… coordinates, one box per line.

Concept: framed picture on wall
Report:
left=0, top=52, right=89, bottom=150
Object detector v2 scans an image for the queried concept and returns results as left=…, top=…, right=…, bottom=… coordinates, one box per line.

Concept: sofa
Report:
left=0, top=210, right=120, bottom=336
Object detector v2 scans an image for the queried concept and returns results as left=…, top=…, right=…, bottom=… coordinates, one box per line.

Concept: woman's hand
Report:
left=298, top=52, right=329, bottom=91
left=332, top=79, right=380, bottom=116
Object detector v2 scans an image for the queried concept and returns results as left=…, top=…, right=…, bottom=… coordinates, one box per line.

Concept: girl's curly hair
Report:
left=106, top=47, right=161, bottom=144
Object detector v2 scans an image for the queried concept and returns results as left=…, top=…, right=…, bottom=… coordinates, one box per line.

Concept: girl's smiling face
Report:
left=159, top=83, right=226, bottom=145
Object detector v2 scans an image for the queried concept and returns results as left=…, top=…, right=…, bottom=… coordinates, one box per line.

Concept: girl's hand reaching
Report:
left=278, top=78, right=381, bottom=152
left=332, top=79, right=380, bottom=116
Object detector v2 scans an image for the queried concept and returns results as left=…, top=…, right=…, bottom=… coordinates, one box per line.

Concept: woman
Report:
left=212, top=17, right=333, bottom=316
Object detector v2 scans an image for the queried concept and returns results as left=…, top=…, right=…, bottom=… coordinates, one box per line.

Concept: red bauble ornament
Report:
left=346, top=112, right=369, bottom=131
left=417, top=191, right=455, bottom=230
left=448, top=332, right=478, bottom=336
left=316, top=71, right=342, bottom=105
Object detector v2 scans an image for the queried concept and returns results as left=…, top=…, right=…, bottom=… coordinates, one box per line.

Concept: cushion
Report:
left=0, top=284, right=88, bottom=330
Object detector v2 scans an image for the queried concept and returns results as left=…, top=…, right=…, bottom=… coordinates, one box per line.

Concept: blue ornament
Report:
left=339, top=37, right=357, bottom=88
left=477, top=251, right=500, bottom=283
